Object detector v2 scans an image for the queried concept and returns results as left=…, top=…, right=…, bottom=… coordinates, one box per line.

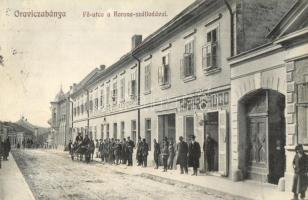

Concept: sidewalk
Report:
left=52, top=149, right=293, bottom=200
left=91, top=157, right=292, bottom=200
left=0, top=153, right=35, bottom=200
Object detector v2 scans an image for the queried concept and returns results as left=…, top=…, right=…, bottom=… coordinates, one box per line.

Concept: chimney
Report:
left=100, top=65, right=106, bottom=70
left=131, top=35, right=142, bottom=50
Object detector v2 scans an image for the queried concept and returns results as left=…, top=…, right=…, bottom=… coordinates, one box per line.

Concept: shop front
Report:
left=177, top=90, right=230, bottom=176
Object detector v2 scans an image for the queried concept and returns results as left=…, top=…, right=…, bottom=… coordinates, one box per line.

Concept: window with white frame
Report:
left=144, top=64, right=151, bottom=92
left=112, top=82, right=117, bottom=104
left=100, top=89, right=104, bottom=108
left=158, top=54, right=170, bottom=86
left=106, top=86, right=110, bottom=106
left=181, top=40, right=195, bottom=78
left=120, top=78, right=125, bottom=101
left=129, top=71, right=137, bottom=99
left=202, top=28, right=218, bottom=70
left=94, top=97, right=98, bottom=110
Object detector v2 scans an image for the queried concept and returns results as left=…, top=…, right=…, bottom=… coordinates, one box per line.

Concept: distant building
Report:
left=50, top=87, right=71, bottom=149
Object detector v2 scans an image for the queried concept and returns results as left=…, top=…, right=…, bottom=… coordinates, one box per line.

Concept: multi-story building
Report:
left=229, top=0, right=308, bottom=190
left=53, top=0, right=306, bottom=192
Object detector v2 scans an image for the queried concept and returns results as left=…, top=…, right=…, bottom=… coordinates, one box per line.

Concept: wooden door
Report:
left=247, top=116, right=268, bottom=181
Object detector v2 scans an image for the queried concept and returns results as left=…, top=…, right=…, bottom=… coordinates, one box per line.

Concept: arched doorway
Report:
left=238, top=89, right=285, bottom=184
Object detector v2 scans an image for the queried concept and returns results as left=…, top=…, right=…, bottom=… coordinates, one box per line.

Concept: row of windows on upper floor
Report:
left=72, top=28, right=220, bottom=116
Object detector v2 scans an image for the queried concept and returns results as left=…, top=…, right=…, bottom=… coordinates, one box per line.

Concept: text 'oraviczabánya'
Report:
left=14, top=10, right=66, bottom=19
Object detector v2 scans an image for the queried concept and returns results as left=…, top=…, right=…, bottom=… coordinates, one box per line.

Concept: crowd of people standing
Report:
left=70, top=132, right=204, bottom=176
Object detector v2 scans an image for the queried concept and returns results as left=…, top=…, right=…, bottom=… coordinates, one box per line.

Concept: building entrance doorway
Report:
left=240, top=89, right=285, bottom=184
left=158, top=114, right=176, bottom=143
left=204, top=112, right=219, bottom=172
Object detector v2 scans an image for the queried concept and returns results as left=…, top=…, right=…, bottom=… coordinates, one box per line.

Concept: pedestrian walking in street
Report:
left=168, top=140, right=175, bottom=170
left=141, top=138, right=149, bottom=167
left=161, top=139, right=169, bottom=172
left=203, top=134, right=217, bottom=172
left=188, top=135, right=201, bottom=176
left=292, top=144, right=308, bottom=200
left=3, top=138, right=11, bottom=161
left=127, top=136, right=135, bottom=166
left=176, top=136, right=188, bottom=174
left=153, top=139, right=160, bottom=169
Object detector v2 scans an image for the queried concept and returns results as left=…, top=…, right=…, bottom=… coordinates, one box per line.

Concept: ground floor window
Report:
left=101, top=124, right=104, bottom=139
left=106, top=124, right=110, bottom=139
left=145, top=119, right=151, bottom=150
left=158, top=114, right=175, bottom=144
left=131, top=120, right=137, bottom=143
left=113, top=123, right=118, bottom=139
left=184, top=116, right=194, bottom=141
left=121, top=121, right=125, bottom=140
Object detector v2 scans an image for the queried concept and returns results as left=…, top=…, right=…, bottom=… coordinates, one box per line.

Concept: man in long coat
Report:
left=203, top=134, right=217, bottom=172
left=141, top=138, right=149, bottom=167
left=153, top=139, right=160, bottom=169
left=188, top=135, right=201, bottom=176
left=176, top=136, right=188, bottom=174
left=127, top=136, right=135, bottom=166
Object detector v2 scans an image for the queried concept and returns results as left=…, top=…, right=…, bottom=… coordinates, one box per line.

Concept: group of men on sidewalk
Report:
left=155, top=135, right=201, bottom=176
left=70, top=131, right=217, bottom=176
left=0, top=137, right=11, bottom=168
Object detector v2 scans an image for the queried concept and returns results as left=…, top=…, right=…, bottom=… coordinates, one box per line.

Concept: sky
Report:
left=0, top=0, right=195, bottom=127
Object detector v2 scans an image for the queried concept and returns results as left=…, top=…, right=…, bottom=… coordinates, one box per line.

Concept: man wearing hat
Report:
left=188, top=135, right=201, bottom=176
left=176, top=136, right=188, bottom=174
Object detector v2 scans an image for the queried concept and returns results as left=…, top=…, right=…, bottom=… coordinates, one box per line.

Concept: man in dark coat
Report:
left=203, top=134, right=217, bottom=172
left=188, top=135, right=201, bottom=176
left=153, top=139, right=160, bottom=169
left=127, top=136, right=135, bottom=166
left=141, top=138, right=149, bottom=167
left=292, top=144, right=308, bottom=200
left=75, top=132, right=83, bottom=145
left=176, top=136, right=188, bottom=174
left=3, top=138, right=11, bottom=161
left=136, top=137, right=142, bottom=166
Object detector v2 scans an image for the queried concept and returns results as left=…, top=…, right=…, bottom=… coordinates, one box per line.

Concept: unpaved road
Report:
left=12, top=149, right=240, bottom=200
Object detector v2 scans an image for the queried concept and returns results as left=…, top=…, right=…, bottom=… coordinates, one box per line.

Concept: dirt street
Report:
left=12, top=149, right=237, bottom=200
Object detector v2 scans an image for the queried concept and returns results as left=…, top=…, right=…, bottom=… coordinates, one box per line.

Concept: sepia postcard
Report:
left=1, top=0, right=308, bottom=199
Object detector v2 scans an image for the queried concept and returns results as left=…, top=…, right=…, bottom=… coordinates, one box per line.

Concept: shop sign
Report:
left=178, top=91, right=229, bottom=112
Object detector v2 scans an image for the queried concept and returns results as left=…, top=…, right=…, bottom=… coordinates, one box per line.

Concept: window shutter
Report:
left=148, top=64, right=151, bottom=90
left=191, top=40, right=195, bottom=75
left=206, top=43, right=212, bottom=69
left=218, top=109, right=228, bottom=176
left=180, top=58, right=184, bottom=79
left=158, top=65, right=163, bottom=85
left=202, top=45, right=207, bottom=69
left=128, top=79, right=131, bottom=97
